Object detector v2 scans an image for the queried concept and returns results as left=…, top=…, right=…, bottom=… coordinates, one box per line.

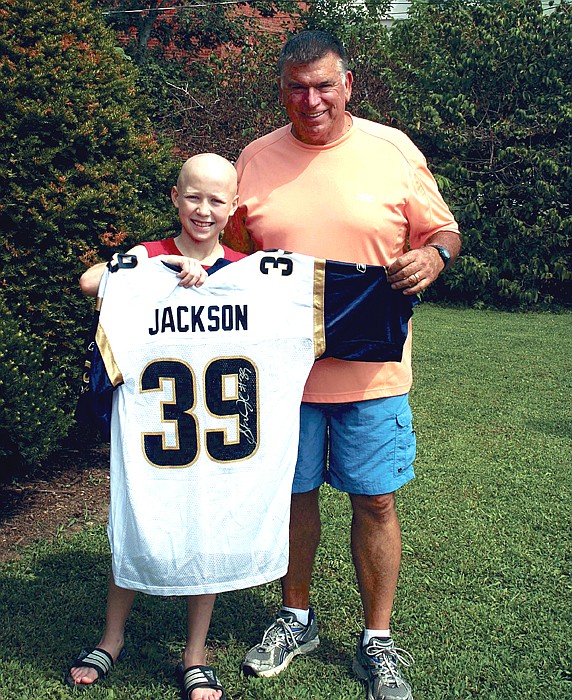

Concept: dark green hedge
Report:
left=382, top=0, right=572, bottom=307
left=0, top=296, right=71, bottom=477
left=0, top=0, right=178, bottom=471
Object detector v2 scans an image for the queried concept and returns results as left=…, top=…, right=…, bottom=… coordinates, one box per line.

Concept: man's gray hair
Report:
left=278, top=30, right=349, bottom=81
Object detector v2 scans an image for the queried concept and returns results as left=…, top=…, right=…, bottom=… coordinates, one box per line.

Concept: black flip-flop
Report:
left=177, top=663, right=227, bottom=700
left=64, top=646, right=126, bottom=689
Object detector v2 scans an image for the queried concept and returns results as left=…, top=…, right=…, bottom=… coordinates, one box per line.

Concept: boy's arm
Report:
left=79, top=245, right=149, bottom=297
left=79, top=262, right=107, bottom=297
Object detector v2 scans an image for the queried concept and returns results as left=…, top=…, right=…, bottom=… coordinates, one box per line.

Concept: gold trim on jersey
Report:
left=313, top=258, right=326, bottom=358
left=95, top=323, right=123, bottom=386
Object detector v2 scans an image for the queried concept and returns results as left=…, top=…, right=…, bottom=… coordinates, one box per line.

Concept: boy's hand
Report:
left=160, top=255, right=208, bottom=288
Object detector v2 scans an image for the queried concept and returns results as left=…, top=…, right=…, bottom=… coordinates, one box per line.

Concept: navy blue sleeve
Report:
left=75, top=304, right=115, bottom=441
left=320, top=261, right=418, bottom=363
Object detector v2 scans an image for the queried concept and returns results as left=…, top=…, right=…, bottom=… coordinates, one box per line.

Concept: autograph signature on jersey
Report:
left=236, top=366, right=256, bottom=446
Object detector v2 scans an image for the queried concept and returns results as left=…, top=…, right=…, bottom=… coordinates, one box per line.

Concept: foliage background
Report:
left=384, top=0, right=572, bottom=307
left=0, top=0, right=570, bottom=468
left=0, top=0, right=178, bottom=470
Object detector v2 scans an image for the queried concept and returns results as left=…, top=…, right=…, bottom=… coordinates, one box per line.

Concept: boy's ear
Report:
left=230, top=194, right=239, bottom=215
left=171, top=186, right=179, bottom=208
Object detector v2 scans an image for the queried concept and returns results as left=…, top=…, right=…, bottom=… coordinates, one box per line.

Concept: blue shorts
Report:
left=292, top=394, right=416, bottom=496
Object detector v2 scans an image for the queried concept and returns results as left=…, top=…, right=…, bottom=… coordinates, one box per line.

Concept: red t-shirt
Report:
left=141, top=239, right=246, bottom=269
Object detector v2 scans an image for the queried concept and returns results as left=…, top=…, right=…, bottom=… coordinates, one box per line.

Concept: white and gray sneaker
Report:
left=242, top=609, right=320, bottom=678
left=353, top=633, right=414, bottom=700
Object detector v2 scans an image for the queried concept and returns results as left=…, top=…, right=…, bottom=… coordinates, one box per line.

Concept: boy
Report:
left=67, top=153, right=244, bottom=700
left=79, top=153, right=245, bottom=297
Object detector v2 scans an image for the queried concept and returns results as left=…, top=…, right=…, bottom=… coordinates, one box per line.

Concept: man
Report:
left=223, top=30, right=461, bottom=700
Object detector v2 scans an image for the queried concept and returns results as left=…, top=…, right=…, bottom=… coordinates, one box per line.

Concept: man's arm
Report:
left=388, top=230, right=461, bottom=296
left=222, top=205, right=259, bottom=255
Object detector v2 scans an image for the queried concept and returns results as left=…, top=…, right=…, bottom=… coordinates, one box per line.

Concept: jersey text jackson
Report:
left=149, top=304, right=248, bottom=335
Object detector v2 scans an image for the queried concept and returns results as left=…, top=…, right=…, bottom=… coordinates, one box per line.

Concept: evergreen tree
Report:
left=0, top=0, right=177, bottom=469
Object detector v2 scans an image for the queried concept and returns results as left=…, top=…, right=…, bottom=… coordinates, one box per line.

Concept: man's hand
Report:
left=160, top=255, right=208, bottom=288
left=387, top=246, right=445, bottom=295
left=388, top=233, right=461, bottom=295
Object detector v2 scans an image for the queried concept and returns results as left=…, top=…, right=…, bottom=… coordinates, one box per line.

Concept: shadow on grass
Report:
left=527, top=416, right=572, bottom=439
left=0, top=546, right=351, bottom=696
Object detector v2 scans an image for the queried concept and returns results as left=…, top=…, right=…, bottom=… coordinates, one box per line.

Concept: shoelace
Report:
left=364, top=640, right=414, bottom=687
left=259, top=616, right=303, bottom=650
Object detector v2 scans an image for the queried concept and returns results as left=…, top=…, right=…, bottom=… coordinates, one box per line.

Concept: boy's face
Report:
left=172, top=161, right=238, bottom=244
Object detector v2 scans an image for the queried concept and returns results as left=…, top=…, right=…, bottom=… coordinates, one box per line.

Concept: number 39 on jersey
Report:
left=140, top=357, right=259, bottom=468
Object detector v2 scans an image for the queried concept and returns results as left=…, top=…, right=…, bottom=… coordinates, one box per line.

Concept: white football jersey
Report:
left=83, top=251, right=415, bottom=595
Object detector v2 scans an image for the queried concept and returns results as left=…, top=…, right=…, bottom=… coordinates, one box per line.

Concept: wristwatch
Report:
left=427, top=244, right=451, bottom=271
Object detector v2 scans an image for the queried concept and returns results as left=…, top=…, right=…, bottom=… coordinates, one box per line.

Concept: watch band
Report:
left=427, top=244, right=451, bottom=270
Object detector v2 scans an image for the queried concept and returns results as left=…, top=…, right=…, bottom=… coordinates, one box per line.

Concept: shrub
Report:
left=94, top=0, right=300, bottom=159
left=0, top=297, right=71, bottom=477
left=158, top=34, right=291, bottom=161
left=0, top=0, right=178, bottom=467
left=384, top=0, right=572, bottom=307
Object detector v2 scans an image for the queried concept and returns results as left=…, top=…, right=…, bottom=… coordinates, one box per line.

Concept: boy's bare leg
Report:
left=183, top=594, right=222, bottom=700
left=68, top=575, right=136, bottom=685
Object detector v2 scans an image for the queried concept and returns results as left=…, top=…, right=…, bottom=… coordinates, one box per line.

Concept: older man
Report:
left=224, top=30, right=461, bottom=700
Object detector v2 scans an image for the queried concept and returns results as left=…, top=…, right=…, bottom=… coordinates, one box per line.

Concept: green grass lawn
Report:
left=1, top=305, right=570, bottom=699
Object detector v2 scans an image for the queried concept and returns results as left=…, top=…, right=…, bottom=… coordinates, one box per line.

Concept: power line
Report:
left=102, top=0, right=412, bottom=18
left=101, top=0, right=568, bottom=20
left=104, top=1, right=246, bottom=15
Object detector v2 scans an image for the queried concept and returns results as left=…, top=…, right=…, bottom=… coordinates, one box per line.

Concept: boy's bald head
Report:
left=177, top=153, right=238, bottom=196
left=171, top=153, right=239, bottom=247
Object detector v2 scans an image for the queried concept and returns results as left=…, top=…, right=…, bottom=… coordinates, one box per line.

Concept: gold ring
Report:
left=410, top=273, right=420, bottom=285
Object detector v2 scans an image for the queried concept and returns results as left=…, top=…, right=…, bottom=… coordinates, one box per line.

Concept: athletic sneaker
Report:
left=352, top=633, right=414, bottom=700
left=241, top=609, right=320, bottom=677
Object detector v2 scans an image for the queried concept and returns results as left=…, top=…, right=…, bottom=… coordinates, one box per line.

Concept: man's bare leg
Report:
left=281, top=488, right=321, bottom=609
left=241, top=488, right=322, bottom=677
left=349, top=492, right=401, bottom=629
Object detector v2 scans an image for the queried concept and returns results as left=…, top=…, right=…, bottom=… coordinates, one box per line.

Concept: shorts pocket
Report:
left=393, top=407, right=416, bottom=478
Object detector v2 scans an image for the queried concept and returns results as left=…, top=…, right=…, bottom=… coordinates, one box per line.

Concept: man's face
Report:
left=279, top=52, right=353, bottom=146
